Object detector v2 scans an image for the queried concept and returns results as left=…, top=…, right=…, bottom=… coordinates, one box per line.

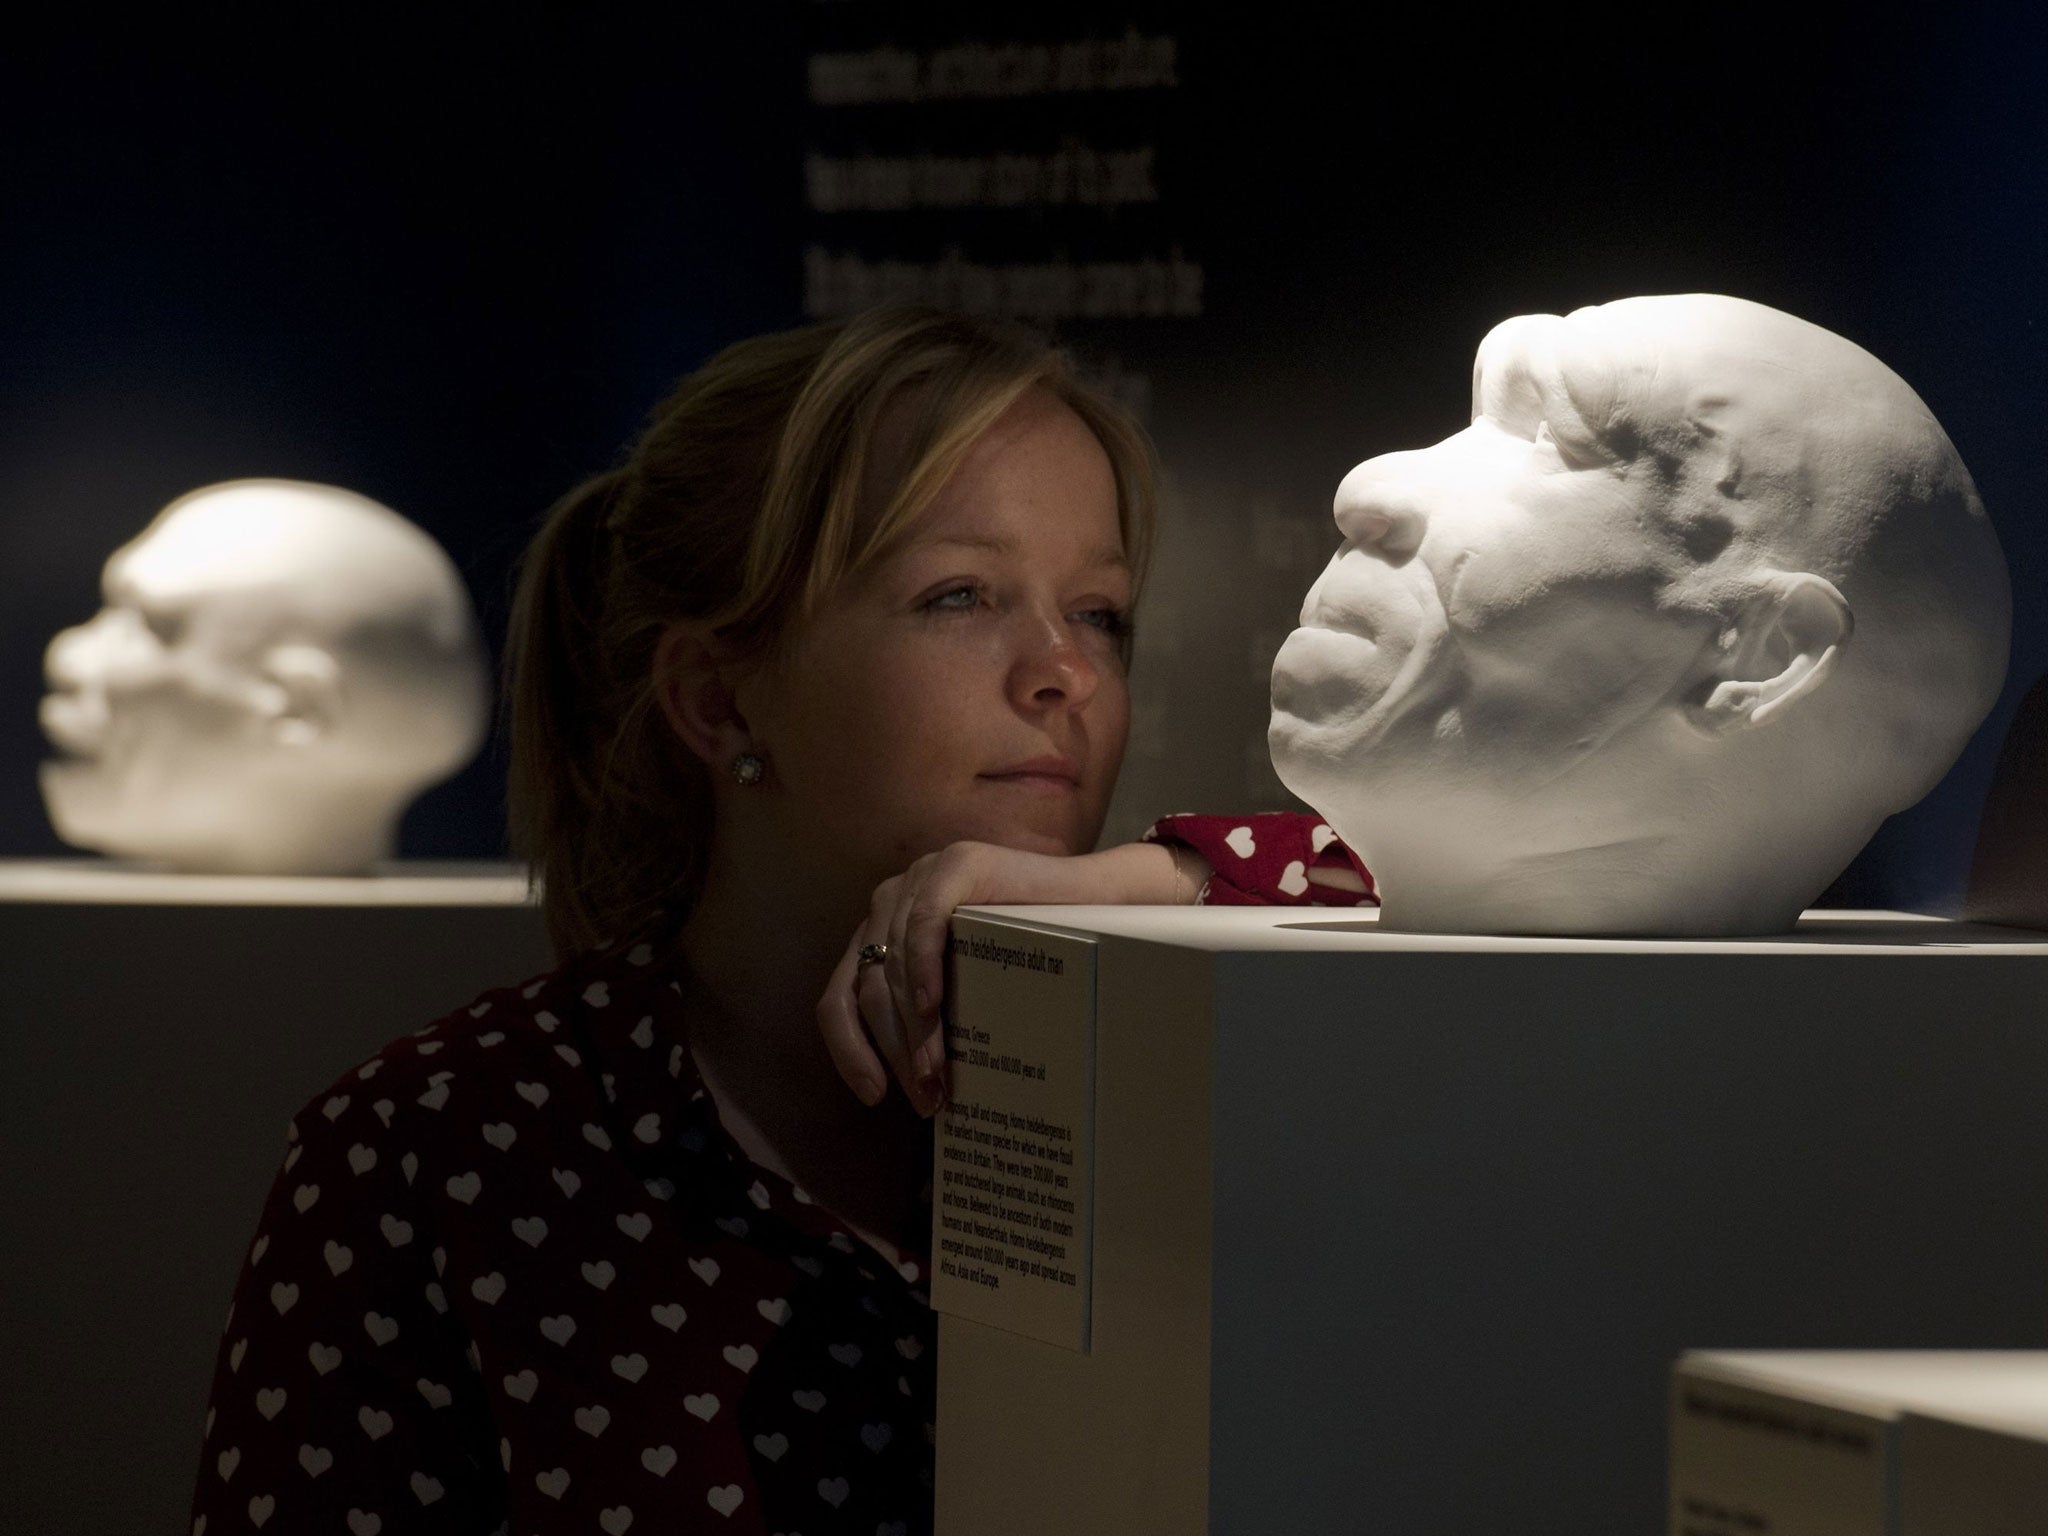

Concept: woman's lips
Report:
left=979, top=772, right=1078, bottom=795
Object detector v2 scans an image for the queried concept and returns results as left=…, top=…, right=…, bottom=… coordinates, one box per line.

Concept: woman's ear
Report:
left=652, top=620, right=758, bottom=770
left=1688, top=571, right=1853, bottom=733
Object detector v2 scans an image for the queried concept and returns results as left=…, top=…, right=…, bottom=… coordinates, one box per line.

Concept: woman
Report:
left=188, top=306, right=1373, bottom=1536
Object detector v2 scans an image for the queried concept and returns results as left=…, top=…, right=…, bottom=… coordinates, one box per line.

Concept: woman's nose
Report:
left=1011, top=613, right=1100, bottom=711
left=1333, top=455, right=1433, bottom=564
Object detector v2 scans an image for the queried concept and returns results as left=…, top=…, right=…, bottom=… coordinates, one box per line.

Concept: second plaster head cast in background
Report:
left=1269, top=293, right=2010, bottom=935
left=39, top=479, right=489, bottom=875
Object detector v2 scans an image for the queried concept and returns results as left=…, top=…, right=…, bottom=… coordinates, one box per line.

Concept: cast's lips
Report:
left=38, top=691, right=104, bottom=757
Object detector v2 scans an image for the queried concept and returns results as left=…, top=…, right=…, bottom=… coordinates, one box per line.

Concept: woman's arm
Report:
left=816, top=816, right=1373, bottom=1114
left=190, top=1080, right=503, bottom=1535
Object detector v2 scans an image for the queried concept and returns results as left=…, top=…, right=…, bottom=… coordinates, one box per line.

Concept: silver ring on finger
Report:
left=857, top=942, right=889, bottom=969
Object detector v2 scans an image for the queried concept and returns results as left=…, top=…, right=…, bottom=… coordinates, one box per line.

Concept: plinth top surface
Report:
left=1685, top=1350, right=2048, bottom=1438
left=957, top=904, right=2048, bottom=955
left=0, top=858, right=538, bottom=907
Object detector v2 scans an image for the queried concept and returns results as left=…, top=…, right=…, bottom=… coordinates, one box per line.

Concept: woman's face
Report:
left=739, top=385, right=1132, bottom=882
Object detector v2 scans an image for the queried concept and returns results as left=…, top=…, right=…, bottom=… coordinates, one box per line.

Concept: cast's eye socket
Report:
left=1533, top=419, right=1597, bottom=469
left=141, top=609, right=186, bottom=644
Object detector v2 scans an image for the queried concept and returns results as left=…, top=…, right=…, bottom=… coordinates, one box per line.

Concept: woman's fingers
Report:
left=817, top=930, right=888, bottom=1106
left=901, top=866, right=968, bottom=1088
left=856, top=946, right=930, bottom=1114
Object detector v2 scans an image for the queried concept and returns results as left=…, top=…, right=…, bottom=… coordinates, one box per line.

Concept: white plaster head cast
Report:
left=39, top=479, right=490, bottom=875
left=1269, top=294, right=2010, bottom=935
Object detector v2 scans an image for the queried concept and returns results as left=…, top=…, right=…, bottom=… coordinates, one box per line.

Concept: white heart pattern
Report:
left=1224, top=824, right=1258, bottom=859
left=600, top=1507, right=634, bottom=1535
left=471, top=1273, right=507, bottom=1305
left=516, top=1080, right=549, bottom=1107
left=346, top=1511, right=381, bottom=1536
left=298, top=1444, right=332, bottom=1477
left=1277, top=859, right=1310, bottom=896
left=503, top=1369, right=538, bottom=1403
left=217, top=1446, right=240, bottom=1481
left=633, top=1112, right=662, bottom=1144
left=380, top=1214, right=413, bottom=1248
left=358, top=1406, right=394, bottom=1441
left=629, top=1015, right=654, bottom=1048
left=347, top=1144, right=376, bottom=1176
left=417, top=1378, right=453, bottom=1409
left=553, top=1168, right=582, bottom=1199
left=247, top=1494, right=274, bottom=1528
left=324, top=1240, right=352, bottom=1276
left=256, top=1387, right=287, bottom=1419
left=688, top=1257, right=720, bottom=1287
left=752, top=1431, right=788, bottom=1462
left=793, top=1389, right=827, bottom=1413
left=311, top=1340, right=345, bottom=1372
left=292, top=1184, right=319, bottom=1214
left=652, top=1302, right=687, bottom=1330
left=616, top=1211, right=652, bottom=1242
left=641, top=1444, right=677, bottom=1476
left=269, top=1283, right=298, bottom=1315
left=540, top=1315, right=577, bottom=1346
left=322, top=1095, right=349, bottom=1120
left=483, top=1122, right=517, bottom=1151
left=818, top=1475, right=850, bottom=1507
left=757, top=1297, right=792, bottom=1327
left=582, top=1260, right=616, bottom=1290
left=1311, top=820, right=1338, bottom=852
left=445, top=1172, right=482, bottom=1204
left=708, top=1485, right=746, bottom=1516
left=684, top=1392, right=719, bottom=1422
left=230, top=1338, right=248, bottom=1371
left=535, top=1467, right=570, bottom=1500
left=364, top=1312, right=399, bottom=1346
left=410, top=1471, right=443, bottom=1505
left=574, top=1404, right=611, bottom=1437
left=723, top=1343, right=758, bottom=1372
left=611, top=1353, right=649, bottom=1383
left=511, top=1216, right=548, bottom=1246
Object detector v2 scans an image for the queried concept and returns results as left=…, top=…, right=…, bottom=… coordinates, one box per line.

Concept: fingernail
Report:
left=860, top=1073, right=886, bottom=1107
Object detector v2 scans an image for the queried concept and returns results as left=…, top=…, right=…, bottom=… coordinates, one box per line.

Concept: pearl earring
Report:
left=731, top=752, right=765, bottom=786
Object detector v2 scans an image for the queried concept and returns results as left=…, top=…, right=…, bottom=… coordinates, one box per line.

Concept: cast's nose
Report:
left=44, top=609, right=150, bottom=690
left=1333, top=455, right=1431, bottom=564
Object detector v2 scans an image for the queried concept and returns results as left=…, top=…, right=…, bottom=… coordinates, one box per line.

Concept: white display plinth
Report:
left=0, top=859, right=551, bottom=1536
left=933, top=906, right=2048, bottom=1536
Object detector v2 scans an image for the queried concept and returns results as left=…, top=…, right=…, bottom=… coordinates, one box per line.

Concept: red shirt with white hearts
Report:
left=187, top=813, right=1372, bottom=1536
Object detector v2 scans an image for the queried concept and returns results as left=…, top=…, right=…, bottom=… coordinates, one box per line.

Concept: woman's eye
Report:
left=923, top=583, right=982, bottom=613
left=1078, top=607, right=1131, bottom=638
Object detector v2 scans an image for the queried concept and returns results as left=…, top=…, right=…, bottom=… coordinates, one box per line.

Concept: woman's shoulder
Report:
left=287, top=927, right=684, bottom=1154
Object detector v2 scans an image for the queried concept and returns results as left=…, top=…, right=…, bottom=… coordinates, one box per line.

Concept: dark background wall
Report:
left=4, top=4, right=2043, bottom=911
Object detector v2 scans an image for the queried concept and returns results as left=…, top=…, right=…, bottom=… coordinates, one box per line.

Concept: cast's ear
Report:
left=256, top=643, right=344, bottom=749
left=652, top=619, right=756, bottom=770
left=1689, top=572, right=1853, bottom=733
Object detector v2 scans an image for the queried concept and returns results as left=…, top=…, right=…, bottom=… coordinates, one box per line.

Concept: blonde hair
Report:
left=502, top=305, right=1159, bottom=961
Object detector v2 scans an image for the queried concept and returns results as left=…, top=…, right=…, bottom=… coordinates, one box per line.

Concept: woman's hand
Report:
left=816, top=839, right=1209, bottom=1117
